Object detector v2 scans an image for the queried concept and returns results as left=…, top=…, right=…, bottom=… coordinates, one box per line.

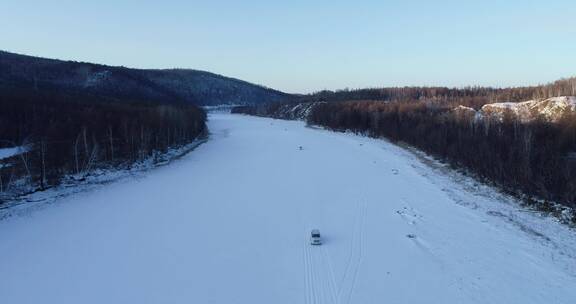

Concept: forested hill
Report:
left=0, top=50, right=289, bottom=106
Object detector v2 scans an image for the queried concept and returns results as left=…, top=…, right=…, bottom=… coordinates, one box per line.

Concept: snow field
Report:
left=0, top=113, right=574, bottom=303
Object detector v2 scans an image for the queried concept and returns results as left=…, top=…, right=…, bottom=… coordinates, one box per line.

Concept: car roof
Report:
left=311, top=229, right=320, bottom=234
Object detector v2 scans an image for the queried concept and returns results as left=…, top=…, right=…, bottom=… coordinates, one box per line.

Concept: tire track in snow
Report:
left=303, top=237, right=313, bottom=304
left=346, top=200, right=368, bottom=304
left=339, top=200, right=368, bottom=304
left=311, top=245, right=327, bottom=304
left=304, top=235, right=319, bottom=304
left=338, top=200, right=363, bottom=294
left=303, top=199, right=368, bottom=304
left=305, top=233, right=341, bottom=304
left=322, top=246, right=341, bottom=304
left=317, top=247, right=329, bottom=304
left=316, top=245, right=339, bottom=304
left=320, top=248, right=330, bottom=303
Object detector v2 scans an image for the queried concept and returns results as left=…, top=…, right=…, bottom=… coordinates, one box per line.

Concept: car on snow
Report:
left=310, top=229, right=322, bottom=245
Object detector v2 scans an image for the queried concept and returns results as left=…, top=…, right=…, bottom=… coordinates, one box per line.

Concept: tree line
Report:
left=287, top=77, right=576, bottom=106
left=0, top=88, right=206, bottom=201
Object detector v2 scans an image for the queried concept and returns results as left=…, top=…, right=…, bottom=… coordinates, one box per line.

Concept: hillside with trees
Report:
left=0, top=52, right=215, bottom=203
left=0, top=50, right=290, bottom=106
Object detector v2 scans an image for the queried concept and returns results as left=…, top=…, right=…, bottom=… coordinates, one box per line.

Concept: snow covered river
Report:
left=0, top=113, right=575, bottom=303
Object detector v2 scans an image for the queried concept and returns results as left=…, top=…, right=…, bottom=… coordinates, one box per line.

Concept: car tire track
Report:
left=311, top=246, right=328, bottom=304
left=304, top=199, right=368, bottom=304
left=345, top=200, right=368, bottom=304
left=306, top=232, right=343, bottom=304
left=322, top=246, right=341, bottom=304
left=305, top=234, right=321, bottom=304
left=339, top=200, right=368, bottom=304
left=303, top=237, right=313, bottom=304
left=338, top=200, right=363, bottom=294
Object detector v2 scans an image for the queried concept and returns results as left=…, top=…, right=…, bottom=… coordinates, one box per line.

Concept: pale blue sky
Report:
left=1, top=0, right=575, bottom=93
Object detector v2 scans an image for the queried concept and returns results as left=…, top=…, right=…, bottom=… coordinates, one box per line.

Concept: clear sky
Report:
left=1, top=0, right=575, bottom=93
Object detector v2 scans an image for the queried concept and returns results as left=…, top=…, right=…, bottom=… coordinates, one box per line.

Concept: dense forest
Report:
left=0, top=87, right=206, bottom=203
left=233, top=77, right=576, bottom=216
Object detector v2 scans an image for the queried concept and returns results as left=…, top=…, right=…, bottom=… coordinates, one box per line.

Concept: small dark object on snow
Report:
left=311, top=229, right=322, bottom=245
left=406, top=234, right=417, bottom=239
left=299, top=146, right=303, bottom=150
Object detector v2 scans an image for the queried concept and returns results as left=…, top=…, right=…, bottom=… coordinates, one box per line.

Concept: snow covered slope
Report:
left=0, top=146, right=28, bottom=160
left=480, top=96, right=576, bottom=122
left=0, top=114, right=575, bottom=303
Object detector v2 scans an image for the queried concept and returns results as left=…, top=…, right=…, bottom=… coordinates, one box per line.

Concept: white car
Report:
left=310, top=229, right=322, bottom=245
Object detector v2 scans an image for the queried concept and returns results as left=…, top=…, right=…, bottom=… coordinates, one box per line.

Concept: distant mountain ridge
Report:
left=0, top=50, right=290, bottom=105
